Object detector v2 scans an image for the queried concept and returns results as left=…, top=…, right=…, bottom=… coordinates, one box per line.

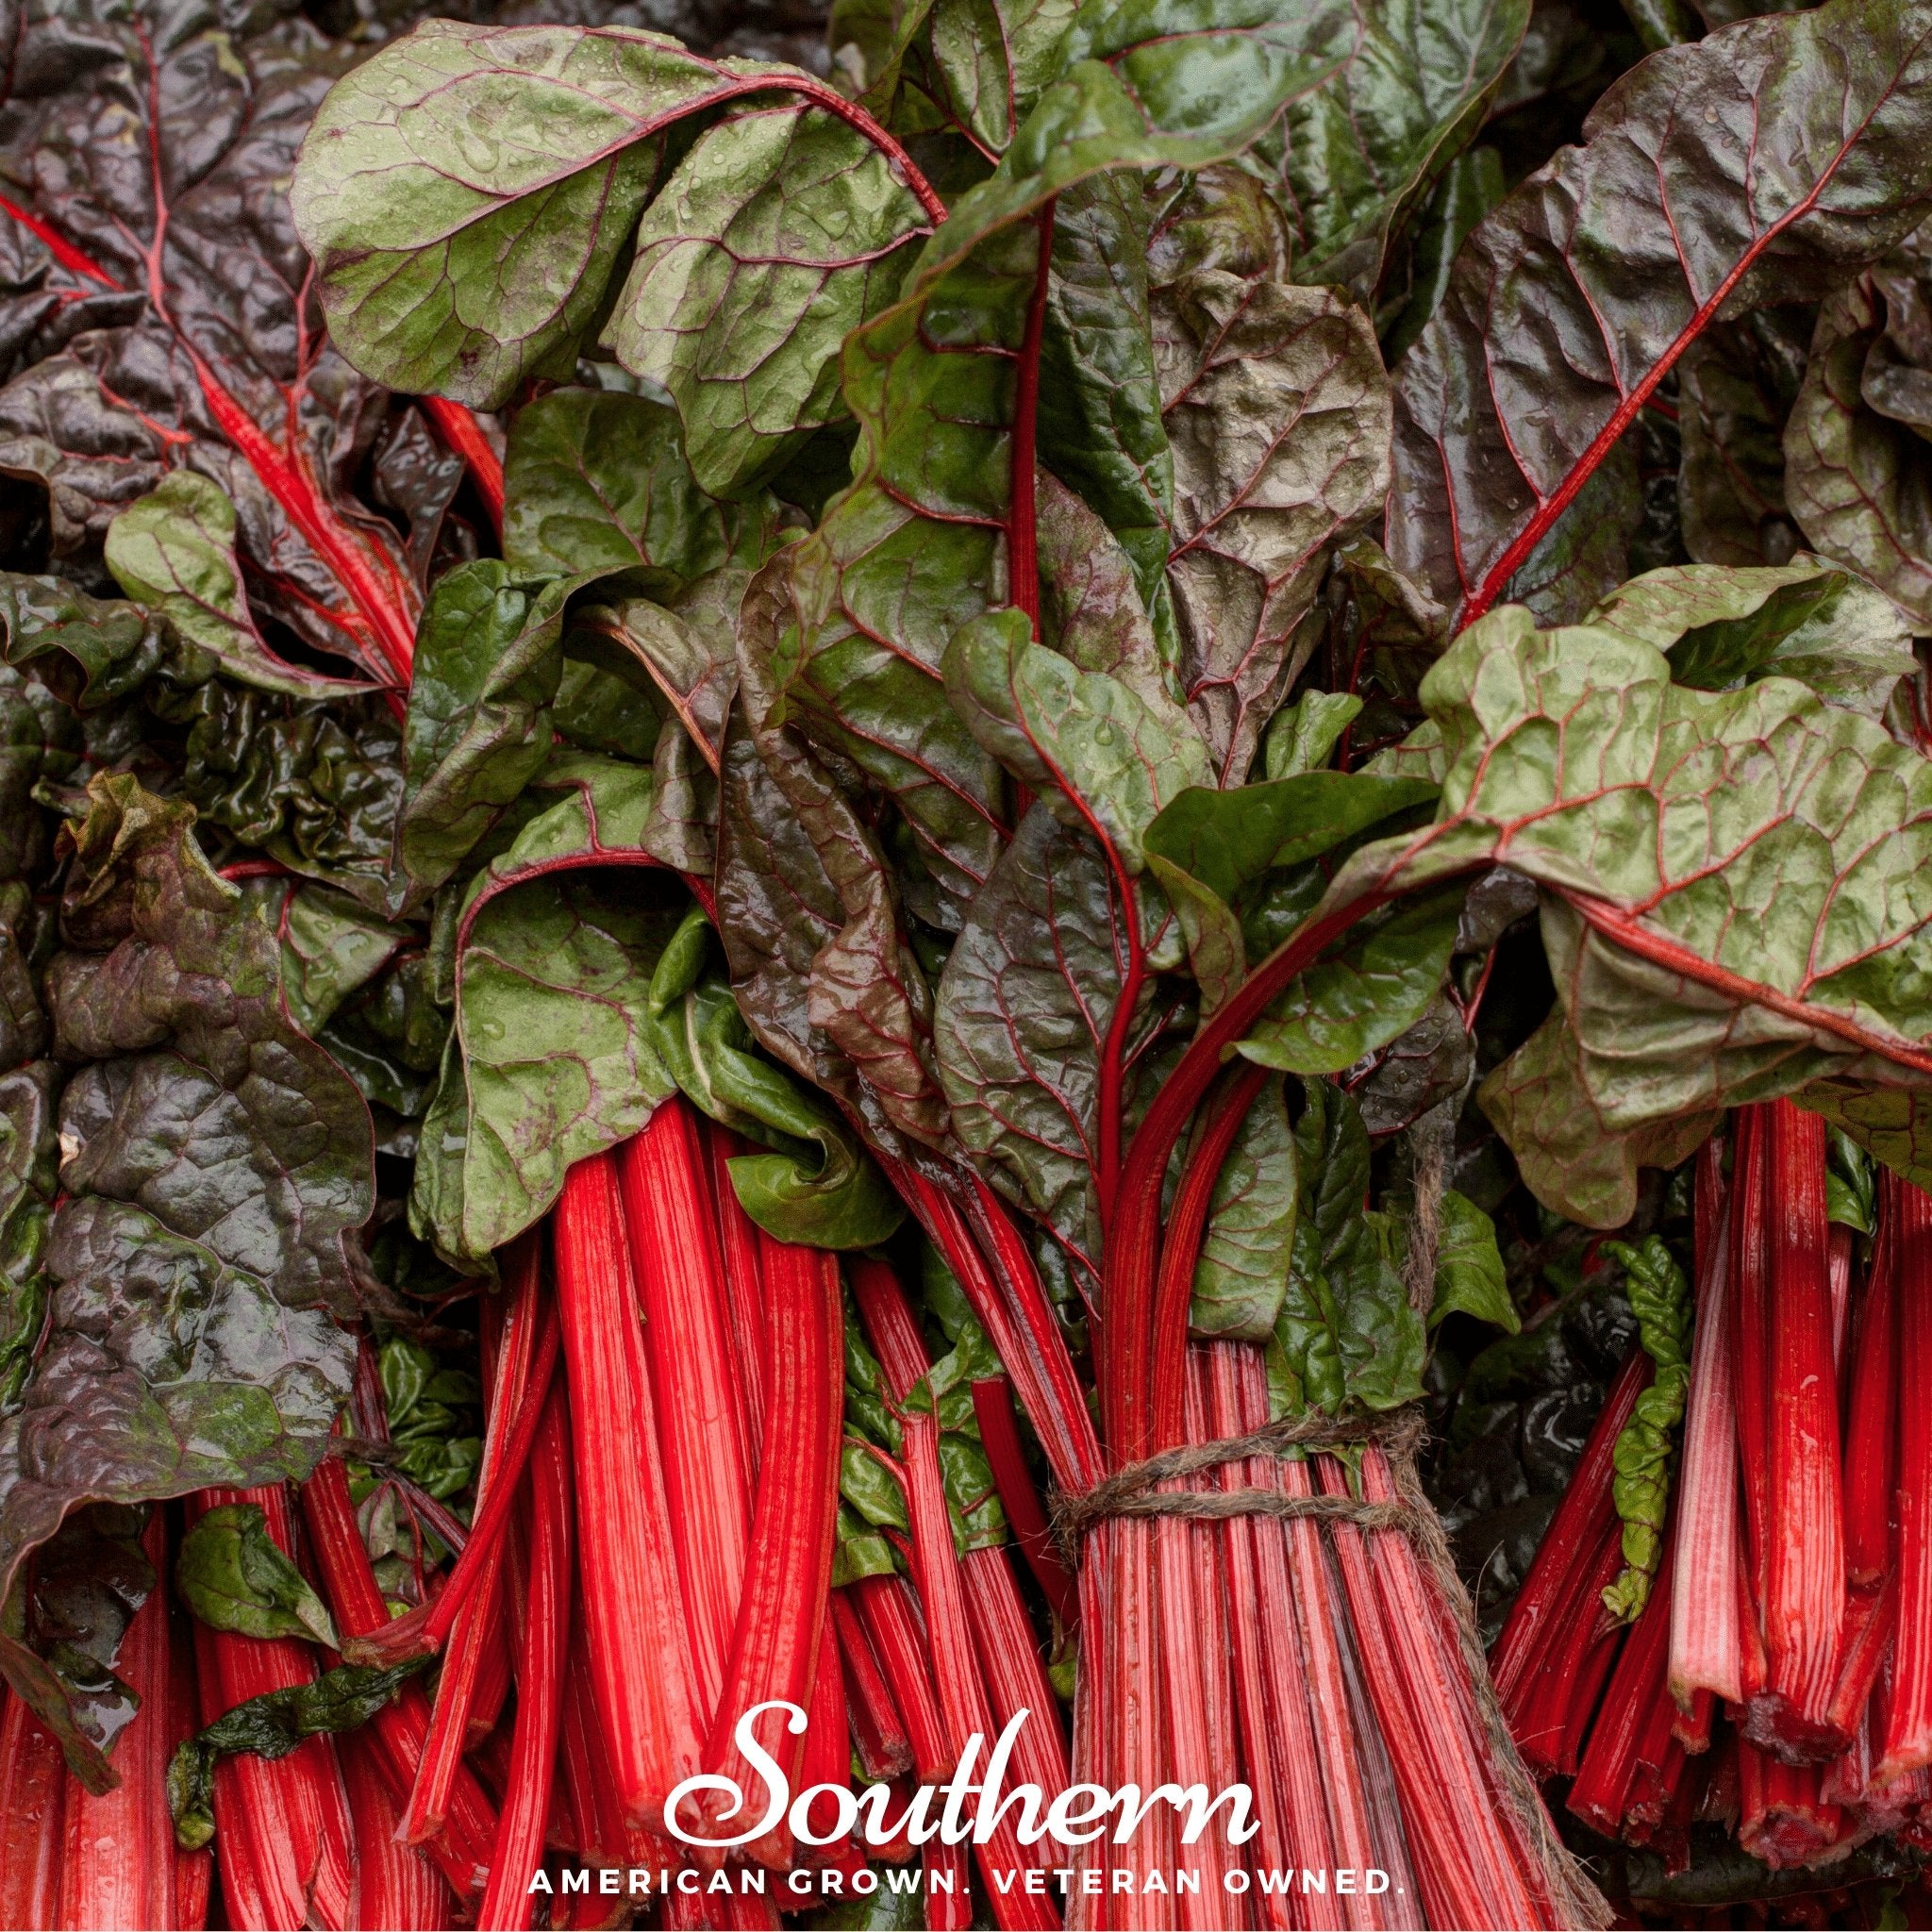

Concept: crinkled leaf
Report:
left=1311, top=602, right=1932, bottom=1223
left=291, top=22, right=843, bottom=406
left=394, top=563, right=571, bottom=911
left=167, top=1657, right=427, bottom=1853
left=1391, top=0, right=1932, bottom=626
left=154, top=684, right=407, bottom=914
left=719, top=559, right=948, bottom=1153
left=933, top=805, right=1171, bottom=1280
left=1586, top=558, right=1917, bottom=716
left=1430, top=1189, right=1516, bottom=1332
left=175, top=1503, right=337, bottom=1650
left=769, top=25, right=1339, bottom=922
left=607, top=106, right=930, bottom=496
left=944, top=606, right=1211, bottom=874
left=1037, top=173, right=1175, bottom=633
left=0, top=5, right=422, bottom=685
left=1599, top=1234, right=1691, bottom=1622
left=1, top=775, right=363, bottom=1780
left=1676, top=308, right=1813, bottom=569
left=1786, top=264, right=1932, bottom=626
left=1347, top=992, right=1473, bottom=1138
left=645, top=909, right=904, bottom=1248
left=1034, top=475, right=1175, bottom=712
left=1188, top=1074, right=1297, bottom=1341
left=1259, top=0, right=1529, bottom=299
left=1153, top=272, right=1392, bottom=781
left=1270, top=1080, right=1424, bottom=1415
left=500, top=388, right=771, bottom=583
left=413, top=757, right=686, bottom=1267
left=104, top=475, right=369, bottom=701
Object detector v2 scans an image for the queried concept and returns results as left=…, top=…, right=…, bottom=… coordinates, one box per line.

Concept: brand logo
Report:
left=666, top=1700, right=1257, bottom=1851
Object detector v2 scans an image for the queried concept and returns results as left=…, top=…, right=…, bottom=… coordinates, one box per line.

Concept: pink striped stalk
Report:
left=340, top=1729, right=456, bottom=1930
left=619, top=1102, right=755, bottom=1726
left=59, top=1512, right=209, bottom=1930
left=299, top=1455, right=499, bottom=1896
left=406, top=1239, right=549, bottom=1841
left=698, top=1234, right=841, bottom=1868
left=1752, top=1101, right=1845, bottom=1758
left=1204, top=1345, right=1344, bottom=1932
left=1671, top=1139, right=1742, bottom=1710
left=478, top=1380, right=574, bottom=1931
left=552, top=1151, right=703, bottom=1828
left=901, top=1408, right=1059, bottom=1930
left=1322, top=1451, right=1549, bottom=1931
left=185, top=1485, right=354, bottom=1930
left=1879, top=1174, right=1932, bottom=1783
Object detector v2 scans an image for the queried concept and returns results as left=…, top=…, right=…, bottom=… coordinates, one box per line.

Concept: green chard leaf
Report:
left=1257, top=0, right=1529, bottom=300
left=1268, top=1081, right=1424, bottom=1417
left=605, top=106, right=932, bottom=497
left=1586, top=559, right=1916, bottom=718
left=412, top=754, right=689, bottom=1268
left=1599, top=1235, right=1692, bottom=1623
left=1188, top=1074, right=1299, bottom=1342
left=1296, top=597, right=1932, bottom=1224
left=168, top=1657, right=429, bottom=1852
left=175, top=1503, right=338, bottom=1649
left=1, top=777, right=365, bottom=1781
left=1429, top=1190, right=1518, bottom=1334
left=644, top=907, right=904, bottom=1248
left=104, top=474, right=371, bottom=700
left=760, top=9, right=1349, bottom=925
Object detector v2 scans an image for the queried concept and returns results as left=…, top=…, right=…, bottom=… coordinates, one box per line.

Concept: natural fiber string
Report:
left=1049, top=1409, right=1426, bottom=1551
left=1053, top=1405, right=1614, bottom=1932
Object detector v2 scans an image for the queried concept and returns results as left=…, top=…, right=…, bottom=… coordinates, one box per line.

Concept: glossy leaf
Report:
left=1391, top=0, right=1932, bottom=627
left=933, top=805, right=1170, bottom=1280
left=608, top=106, right=931, bottom=496
left=645, top=909, right=904, bottom=1248
left=1585, top=558, right=1916, bottom=716
left=1262, top=0, right=1529, bottom=299
left=104, top=474, right=370, bottom=700
left=168, top=1657, right=428, bottom=1852
left=175, top=1503, right=338, bottom=1650
left=1430, top=1189, right=1517, bottom=1333
left=1152, top=272, right=1392, bottom=780
left=944, top=606, right=1211, bottom=873
left=0, top=776, right=364, bottom=1779
left=1785, top=257, right=1932, bottom=625
left=1270, top=1080, right=1424, bottom=1416
left=1188, top=1074, right=1298, bottom=1341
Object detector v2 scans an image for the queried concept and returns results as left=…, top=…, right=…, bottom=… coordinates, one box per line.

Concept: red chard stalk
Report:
left=552, top=1151, right=703, bottom=1829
